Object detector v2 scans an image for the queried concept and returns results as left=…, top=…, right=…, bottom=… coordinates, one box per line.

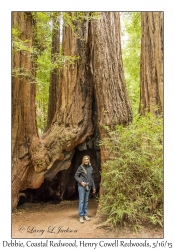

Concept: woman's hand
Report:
left=92, top=189, right=96, bottom=194
left=81, top=182, right=86, bottom=187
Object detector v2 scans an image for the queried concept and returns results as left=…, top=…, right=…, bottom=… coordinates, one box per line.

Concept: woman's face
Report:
left=84, top=157, right=89, bottom=165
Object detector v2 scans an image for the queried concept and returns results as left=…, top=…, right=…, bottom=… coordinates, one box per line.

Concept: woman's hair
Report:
left=81, top=155, right=91, bottom=165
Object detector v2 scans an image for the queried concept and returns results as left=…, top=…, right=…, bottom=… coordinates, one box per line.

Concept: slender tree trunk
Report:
left=139, top=12, right=163, bottom=116
left=46, top=13, right=60, bottom=130
left=89, top=12, right=132, bottom=212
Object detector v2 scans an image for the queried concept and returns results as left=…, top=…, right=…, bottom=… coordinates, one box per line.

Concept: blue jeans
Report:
left=78, top=185, right=90, bottom=217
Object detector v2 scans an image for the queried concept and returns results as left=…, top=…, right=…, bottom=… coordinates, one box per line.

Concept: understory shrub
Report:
left=99, top=113, right=163, bottom=229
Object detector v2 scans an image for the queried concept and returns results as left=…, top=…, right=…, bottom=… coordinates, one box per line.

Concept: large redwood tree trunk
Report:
left=12, top=12, right=132, bottom=211
left=12, top=12, right=94, bottom=210
left=139, top=12, right=163, bottom=116
left=33, top=13, right=94, bottom=172
left=88, top=12, right=132, bottom=212
left=12, top=12, right=41, bottom=210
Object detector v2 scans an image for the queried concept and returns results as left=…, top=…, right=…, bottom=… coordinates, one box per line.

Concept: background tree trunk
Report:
left=139, top=12, right=163, bottom=116
left=46, top=13, right=60, bottom=131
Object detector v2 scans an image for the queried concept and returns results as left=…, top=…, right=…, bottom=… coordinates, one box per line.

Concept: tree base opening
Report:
left=18, top=146, right=101, bottom=206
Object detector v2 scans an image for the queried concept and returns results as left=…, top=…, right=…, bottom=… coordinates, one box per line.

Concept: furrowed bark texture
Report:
left=139, top=12, right=163, bottom=116
left=46, top=13, right=60, bottom=131
left=31, top=16, right=94, bottom=174
left=89, top=12, right=132, bottom=161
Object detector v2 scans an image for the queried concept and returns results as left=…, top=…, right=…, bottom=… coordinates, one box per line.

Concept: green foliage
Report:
left=34, top=12, right=90, bottom=134
left=33, top=12, right=53, bottom=54
left=12, top=12, right=83, bottom=135
left=63, top=12, right=100, bottom=25
left=99, top=113, right=163, bottom=229
left=12, top=28, right=33, bottom=54
left=62, top=12, right=100, bottom=40
left=34, top=12, right=52, bottom=134
left=34, top=12, right=80, bottom=134
left=121, top=12, right=141, bottom=116
left=12, top=27, right=34, bottom=79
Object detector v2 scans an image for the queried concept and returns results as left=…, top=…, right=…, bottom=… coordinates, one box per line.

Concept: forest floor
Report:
left=12, top=199, right=163, bottom=239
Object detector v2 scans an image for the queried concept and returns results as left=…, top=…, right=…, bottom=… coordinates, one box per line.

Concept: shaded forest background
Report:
left=12, top=12, right=163, bottom=229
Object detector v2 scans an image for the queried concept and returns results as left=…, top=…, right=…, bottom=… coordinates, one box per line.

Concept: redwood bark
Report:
left=12, top=12, right=40, bottom=210
left=89, top=12, right=132, bottom=163
left=89, top=12, right=132, bottom=212
left=31, top=14, right=94, bottom=173
left=12, top=13, right=94, bottom=210
left=46, top=13, right=60, bottom=130
left=139, top=12, right=163, bottom=116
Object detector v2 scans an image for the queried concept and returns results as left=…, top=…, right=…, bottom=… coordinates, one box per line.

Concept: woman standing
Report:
left=74, top=155, right=96, bottom=223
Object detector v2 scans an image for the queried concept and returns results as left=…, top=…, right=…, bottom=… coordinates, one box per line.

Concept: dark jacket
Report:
left=74, top=164, right=96, bottom=190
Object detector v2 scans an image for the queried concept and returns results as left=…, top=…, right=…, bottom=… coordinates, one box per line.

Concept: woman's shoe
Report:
left=84, top=215, right=90, bottom=221
left=79, top=217, right=84, bottom=223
